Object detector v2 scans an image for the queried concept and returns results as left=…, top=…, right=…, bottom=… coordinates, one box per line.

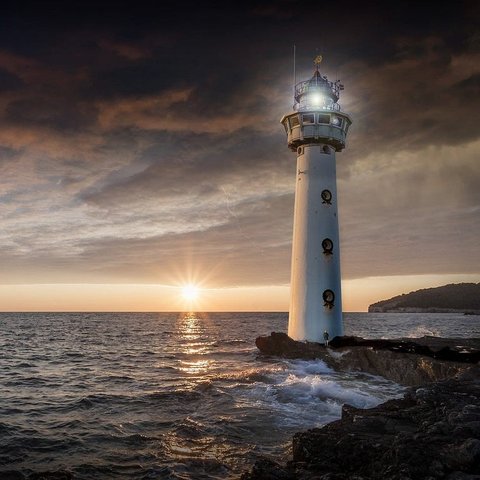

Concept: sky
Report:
left=0, top=0, right=479, bottom=311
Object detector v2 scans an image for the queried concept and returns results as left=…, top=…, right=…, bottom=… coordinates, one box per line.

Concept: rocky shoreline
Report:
left=255, top=333, right=480, bottom=386
left=242, top=333, right=480, bottom=479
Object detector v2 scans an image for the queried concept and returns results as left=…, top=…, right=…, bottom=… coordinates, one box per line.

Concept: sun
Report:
left=181, top=284, right=200, bottom=301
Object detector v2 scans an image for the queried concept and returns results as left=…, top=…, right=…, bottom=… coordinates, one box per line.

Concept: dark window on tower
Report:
left=289, top=115, right=300, bottom=128
left=318, top=114, right=330, bottom=124
left=302, top=113, right=315, bottom=125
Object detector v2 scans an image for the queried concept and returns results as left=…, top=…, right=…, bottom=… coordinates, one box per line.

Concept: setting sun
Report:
left=181, top=284, right=200, bottom=301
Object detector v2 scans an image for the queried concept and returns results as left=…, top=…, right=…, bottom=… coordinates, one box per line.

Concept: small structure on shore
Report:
left=281, top=56, right=352, bottom=341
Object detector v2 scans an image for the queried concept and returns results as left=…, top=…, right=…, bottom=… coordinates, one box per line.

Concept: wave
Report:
left=287, top=359, right=334, bottom=376
left=213, top=365, right=285, bottom=384
left=404, top=325, right=441, bottom=338
left=212, top=339, right=249, bottom=347
left=3, top=377, right=53, bottom=387
left=15, top=362, right=35, bottom=368
left=70, top=393, right=132, bottom=409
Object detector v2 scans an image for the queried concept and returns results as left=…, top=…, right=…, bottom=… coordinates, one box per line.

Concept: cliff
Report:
left=368, top=282, right=480, bottom=313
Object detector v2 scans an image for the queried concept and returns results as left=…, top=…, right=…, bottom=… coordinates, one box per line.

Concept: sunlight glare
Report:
left=181, top=284, right=200, bottom=301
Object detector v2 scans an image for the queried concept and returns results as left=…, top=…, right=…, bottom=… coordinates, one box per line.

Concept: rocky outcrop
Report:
left=256, top=333, right=480, bottom=386
left=242, top=367, right=480, bottom=480
left=255, top=332, right=325, bottom=359
left=369, top=306, right=480, bottom=314
left=328, top=346, right=471, bottom=386
left=368, top=282, right=480, bottom=313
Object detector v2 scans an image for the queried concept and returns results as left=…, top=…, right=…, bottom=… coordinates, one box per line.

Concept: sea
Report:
left=1, top=312, right=479, bottom=479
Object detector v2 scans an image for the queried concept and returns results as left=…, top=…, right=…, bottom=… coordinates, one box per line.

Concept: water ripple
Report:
left=1, top=311, right=476, bottom=478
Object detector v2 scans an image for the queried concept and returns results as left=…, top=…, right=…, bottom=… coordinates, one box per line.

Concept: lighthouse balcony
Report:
left=281, top=111, right=352, bottom=152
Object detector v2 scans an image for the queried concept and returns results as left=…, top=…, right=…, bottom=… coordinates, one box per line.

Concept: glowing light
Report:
left=181, top=284, right=200, bottom=301
left=310, top=93, right=323, bottom=106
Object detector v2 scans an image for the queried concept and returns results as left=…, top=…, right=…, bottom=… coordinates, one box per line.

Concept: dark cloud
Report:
left=0, top=145, right=19, bottom=162
left=88, top=62, right=177, bottom=98
left=79, top=129, right=289, bottom=206
left=6, top=96, right=98, bottom=130
left=0, top=68, right=23, bottom=91
left=0, top=0, right=478, bottom=289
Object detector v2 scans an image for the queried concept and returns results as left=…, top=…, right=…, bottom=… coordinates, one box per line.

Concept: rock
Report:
left=255, top=333, right=480, bottom=386
left=257, top=333, right=480, bottom=364
left=243, top=373, right=480, bottom=480
left=447, top=438, right=480, bottom=468
left=255, top=332, right=325, bottom=359
left=248, top=333, right=480, bottom=479
left=446, top=473, right=480, bottom=480
left=240, top=458, right=294, bottom=480
left=0, top=472, right=25, bottom=480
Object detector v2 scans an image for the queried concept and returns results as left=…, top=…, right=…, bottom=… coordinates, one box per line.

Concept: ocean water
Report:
left=0, top=312, right=479, bottom=479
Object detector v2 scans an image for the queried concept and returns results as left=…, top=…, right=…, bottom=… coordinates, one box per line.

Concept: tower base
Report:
left=288, top=144, right=343, bottom=342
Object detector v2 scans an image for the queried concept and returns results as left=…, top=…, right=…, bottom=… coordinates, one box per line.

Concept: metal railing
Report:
left=294, top=101, right=341, bottom=112
left=293, top=77, right=344, bottom=112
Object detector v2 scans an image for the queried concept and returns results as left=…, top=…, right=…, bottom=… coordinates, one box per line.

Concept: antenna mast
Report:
left=293, top=44, right=296, bottom=102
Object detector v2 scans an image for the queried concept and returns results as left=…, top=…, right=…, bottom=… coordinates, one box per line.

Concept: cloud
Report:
left=0, top=67, right=23, bottom=91
left=339, top=139, right=480, bottom=278
left=97, top=38, right=151, bottom=61
left=0, top=3, right=478, bottom=292
left=341, top=37, right=480, bottom=155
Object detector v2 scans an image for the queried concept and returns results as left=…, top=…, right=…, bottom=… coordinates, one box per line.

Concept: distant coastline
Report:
left=368, top=283, right=480, bottom=314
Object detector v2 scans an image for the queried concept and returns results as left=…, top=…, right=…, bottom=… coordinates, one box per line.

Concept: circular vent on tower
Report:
left=323, top=289, right=335, bottom=309
left=321, top=189, right=332, bottom=204
left=322, top=238, right=333, bottom=255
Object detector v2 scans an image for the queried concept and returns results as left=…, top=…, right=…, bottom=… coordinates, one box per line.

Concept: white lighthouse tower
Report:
left=281, top=56, right=352, bottom=342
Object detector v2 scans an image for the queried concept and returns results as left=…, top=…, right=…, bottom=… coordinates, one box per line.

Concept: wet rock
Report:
left=242, top=370, right=480, bottom=480
left=256, top=332, right=480, bottom=364
left=446, top=472, right=480, bottom=479
left=255, top=333, right=480, bottom=386
left=28, top=472, right=74, bottom=480
left=255, top=332, right=324, bottom=359
left=447, top=438, right=480, bottom=469
left=0, top=472, right=25, bottom=480
left=240, top=458, right=294, bottom=480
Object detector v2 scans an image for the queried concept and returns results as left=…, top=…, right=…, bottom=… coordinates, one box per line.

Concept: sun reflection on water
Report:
left=177, top=312, right=213, bottom=376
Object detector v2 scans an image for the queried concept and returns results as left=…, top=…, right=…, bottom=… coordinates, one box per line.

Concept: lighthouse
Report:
left=281, top=56, right=352, bottom=342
